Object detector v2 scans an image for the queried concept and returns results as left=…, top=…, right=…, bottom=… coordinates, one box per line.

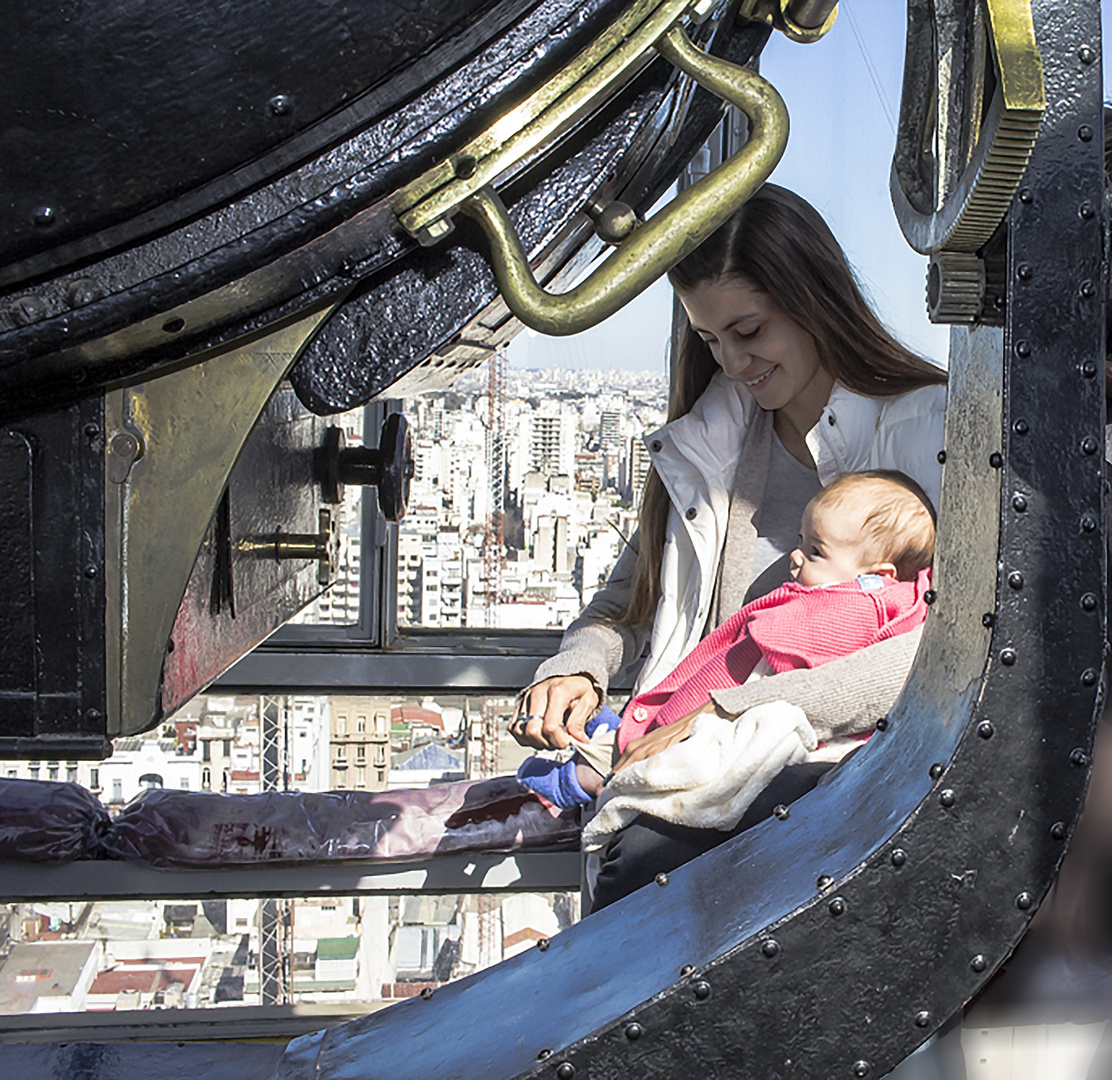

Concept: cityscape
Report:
left=0, top=364, right=666, bottom=1020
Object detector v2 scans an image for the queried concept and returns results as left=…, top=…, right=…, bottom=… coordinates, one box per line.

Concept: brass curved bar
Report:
left=461, top=26, right=789, bottom=336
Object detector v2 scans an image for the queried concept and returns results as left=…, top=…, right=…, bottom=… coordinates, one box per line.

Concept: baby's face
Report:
left=790, top=499, right=877, bottom=587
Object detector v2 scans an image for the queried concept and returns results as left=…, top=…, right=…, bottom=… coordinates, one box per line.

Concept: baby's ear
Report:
left=870, top=562, right=899, bottom=580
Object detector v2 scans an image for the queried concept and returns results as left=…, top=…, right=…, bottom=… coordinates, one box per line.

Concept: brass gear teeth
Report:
left=927, top=252, right=986, bottom=323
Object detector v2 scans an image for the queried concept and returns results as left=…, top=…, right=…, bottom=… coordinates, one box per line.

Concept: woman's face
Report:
left=678, top=277, right=829, bottom=415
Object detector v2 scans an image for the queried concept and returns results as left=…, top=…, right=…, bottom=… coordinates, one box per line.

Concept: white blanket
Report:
left=581, top=702, right=818, bottom=853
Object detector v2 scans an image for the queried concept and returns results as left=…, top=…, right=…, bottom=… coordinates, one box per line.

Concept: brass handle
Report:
left=461, top=26, right=789, bottom=336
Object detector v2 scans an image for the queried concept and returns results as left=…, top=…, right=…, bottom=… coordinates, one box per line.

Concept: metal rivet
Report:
left=1082, top=360, right=1098, bottom=377
left=680, top=965, right=695, bottom=977
left=1080, top=280, right=1096, bottom=299
left=817, top=874, right=834, bottom=890
left=650, top=440, right=662, bottom=452
left=829, top=897, right=846, bottom=917
left=162, top=317, right=185, bottom=334
left=977, top=721, right=995, bottom=740
left=1016, top=263, right=1032, bottom=281
left=915, top=1010, right=931, bottom=1028
left=1080, top=200, right=1096, bottom=220
left=693, top=980, right=712, bottom=999
left=268, top=94, right=293, bottom=116
left=655, top=872, right=669, bottom=887
left=1012, top=494, right=1027, bottom=512
left=537, top=938, right=550, bottom=952
left=556, top=1063, right=575, bottom=1080
left=924, top=590, right=937, bottom=605
left=1007, top=571, right=1024, bottom=590
left=1013, top=418, right=1029, bottom=435
left=1081, top=669, right=1098, bottom=686
left=891, top=849, right=907, bottom=867
left=454, top=154, right=477, bottom=179
left=772, top=804, right=789, bottom=820
left=625, top=1023, right=643, bottom=1041
left=1079, top=125, right=1094, bottom=142
left=1018, top=188, right=1033, bottom=204
left=84, top=565, right=98, bottom=579
left=761, top=940, right=780, bottom=958
left=989, top=452, right=1003, bottom=469
left=1000, top=648, right=1017, bottom=666
left=10, top=296, right=48, bottom=326
left=853, top=1061, right=870, bottom=1077
left=31, top=205, right=56, bottom=227
left=936, top=450, right=947, bottom=464
left=929, top=762, right=944, bottom=780
left=72, top=369, right=87, bottom=384
left=971, top=955, right=987, bottom=973
left=1015, top=340, right=1031, bottom=358
left=66, top=279, right=101, bottom=307
left=1071, top=748, right=1091, bottom=767
left=939, top=789, right=956, bottom=808
left=982, top=612, right=995, bottom=628
left=83, top=423, right=100, bottom=438
left=1082, top=512, right=1098, bottom=532
left=1081, top=593, right=1098, bottom=611
left=685, top=507, right=697, bottom=520
left=1082, top=436, right=1099, bottom=455
left=1051, top=821, right=1068, bottom=840
left=1079, top=45, right=1096, bottom=64
left=1016, top=892, right=1033, bottom=910
left=420, top=987, right=434, bottom=999
left=875, top=716, right=889, bottom=732
left=85, top=708, right=102, bottom=722
left=537, top=1049, right=552, bottom=1060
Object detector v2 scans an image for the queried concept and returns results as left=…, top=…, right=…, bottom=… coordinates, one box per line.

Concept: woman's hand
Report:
left=511, top=675, right=601, bottom=750
left=613, top=701, right=722, bottom=772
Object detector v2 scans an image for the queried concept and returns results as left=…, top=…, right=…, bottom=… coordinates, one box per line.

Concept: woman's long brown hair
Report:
left=620, top=184, right=948, bottom=628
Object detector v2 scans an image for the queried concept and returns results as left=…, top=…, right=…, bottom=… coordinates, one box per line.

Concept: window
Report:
left=89, top=768, right=99, bottom=790
left=67, top=767, right=77, bottom=783
left=337, top=715, right=347, bottom=736
left=356, top=766, right=366, bottom=787
left=357, top=716, right=366, bottom=733
left=202, top=767, right=211, bottom=790
left=356, top=745, right=366, bottom=761
left=29, top=767, right=38, bottom=780
left=112, top=778, right=123, bottom=802
left=6, top=769, right=16, bottom=779
left=202, top=740, right=211, bottom=762
left=180, top=777, right=190, bottom=790
left=47, top=766, right=58, bottom=781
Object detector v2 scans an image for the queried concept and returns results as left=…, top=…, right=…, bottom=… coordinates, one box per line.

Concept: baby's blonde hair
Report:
left=809, top=470, right=936, bottom=581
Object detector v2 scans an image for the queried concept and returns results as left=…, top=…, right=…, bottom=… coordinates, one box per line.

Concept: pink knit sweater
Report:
left=616, top=568, right=932, bottom=753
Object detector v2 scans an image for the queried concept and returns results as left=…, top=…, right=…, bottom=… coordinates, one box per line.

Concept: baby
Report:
left=517, top=470, right=936, bottom=808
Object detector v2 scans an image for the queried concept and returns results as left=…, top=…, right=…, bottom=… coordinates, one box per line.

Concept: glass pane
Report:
left=396, top=358, right=669, bottom=630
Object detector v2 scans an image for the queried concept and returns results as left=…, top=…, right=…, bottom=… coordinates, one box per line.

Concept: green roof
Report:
left=316, top=937, right=359, bottom=960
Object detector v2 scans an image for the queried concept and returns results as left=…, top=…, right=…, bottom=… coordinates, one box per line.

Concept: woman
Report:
left=513, top=184, right=947, bottom=906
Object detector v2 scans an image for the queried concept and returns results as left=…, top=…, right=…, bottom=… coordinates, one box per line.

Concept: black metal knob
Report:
left=320, top=413, right=413, bottom=522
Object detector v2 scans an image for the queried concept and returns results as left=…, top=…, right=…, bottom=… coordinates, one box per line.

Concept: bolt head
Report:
left=1080, top=44, right=1096, bottom=63
left=939, top=789, right=956, bottom=808
left=1015, top=340, right=1031, bottom=358
left=536, top=938, right=550, bottom=952
left=817, top=874, right=834, bottom=889
left=971, top=954, right=987, bottom=973
left=654, top=872, right=669, bottom=887
left=1071, top=747, right=1091, bottom=767
left=1082, top=668, right=1098, bottom=687
left=924, top=590, right=937, bottom=605
left=761, top=940, right=780, bottom=958
left=420, top=986, right=434, bottom=999
left=989, top=452, right=1004, bottom=469
left=1051, top=821, right=1068, bottom=840
left=829, top=897, right=846, bottom=917
left=1080, top=201, right=1096, bottom=220
left=31, top=205, right=55, bottom=227
left=977, top=721, right=994, bottom=739
left=929, top=762, right=944, bottom=780
left=1016, top=263, right=1033, bottom=281
left=555, top=1063, right=575, bottom=1080
left=772, top=804, right=790, bottom=820
left=1012, top=494, right=1027, bottom=512
left=624, top=1023, right=643, bottom=1041
left=1079, top=124, right=1094, bottom=142
left=1000, top=648, right=1017, bottom=666
left=1007, top=571, right=1024, bottom=590
left=891, top=849, right=907, bottom=867
left=853, top=1061, right=870, bottom=1077
left=1016, top=892, right=1033, bottom=910
left=693, top=980, right=712, bottom=999
left=936, top=450, right=947, bottom=464
left=1082, top=512, right=1098, bottom=532
left=268, top=94, right=293, bottom=116
left=1081, top=593, right=1098, bottom=611
left=915, top=1010, right=931, bottom=1027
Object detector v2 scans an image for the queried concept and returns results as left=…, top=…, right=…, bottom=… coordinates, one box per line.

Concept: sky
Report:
left=510, top=0, right=1112, bottom=373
